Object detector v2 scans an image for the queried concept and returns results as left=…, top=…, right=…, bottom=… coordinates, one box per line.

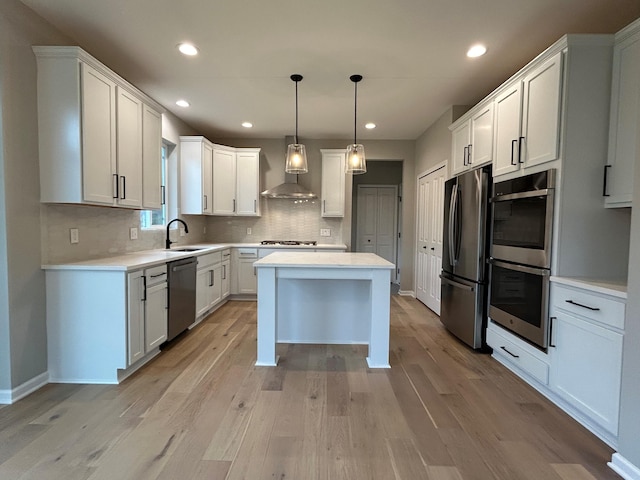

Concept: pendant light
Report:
left=345, top=74, right=367, bottom=174
left=285, top=74, right=308, bottom=174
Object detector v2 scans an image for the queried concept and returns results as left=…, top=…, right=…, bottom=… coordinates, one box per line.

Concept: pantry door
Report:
left=416, top=164, right=446, bottom=314
left=356, top=185, right=398, bottom=283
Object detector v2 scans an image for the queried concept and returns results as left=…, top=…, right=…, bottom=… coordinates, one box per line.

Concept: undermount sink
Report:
left=172, top=247, right=205, bottom=252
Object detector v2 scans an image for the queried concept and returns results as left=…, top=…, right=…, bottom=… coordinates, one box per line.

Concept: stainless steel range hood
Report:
left=261, top=173, right=317, bottom=199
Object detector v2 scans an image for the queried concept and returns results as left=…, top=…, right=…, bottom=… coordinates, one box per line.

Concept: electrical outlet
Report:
left=320, top=228, right=331, bottom=237
left=130, top=227, right=138, bottom=240
left=247, top=227, right=252, bottom=235
left=179, top=226, right=186, bottom=237
left=70, top=228, right=79, bottom=244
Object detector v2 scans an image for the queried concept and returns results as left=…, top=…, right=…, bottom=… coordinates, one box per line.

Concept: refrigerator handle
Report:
left=448, top=185, right=457, bottom=265
left=454, top=186, right=462, bottom=263
left=439, top=274, right=475, bottom=292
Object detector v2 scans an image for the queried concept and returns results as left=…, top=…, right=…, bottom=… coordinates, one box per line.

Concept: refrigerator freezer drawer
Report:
left=439, top=274, right=486, bottom=349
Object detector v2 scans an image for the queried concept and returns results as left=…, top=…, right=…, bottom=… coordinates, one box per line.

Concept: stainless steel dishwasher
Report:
left=167, top=256, right=197, bottom=341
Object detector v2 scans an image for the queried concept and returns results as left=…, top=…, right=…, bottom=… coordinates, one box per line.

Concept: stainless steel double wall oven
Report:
left=489, top=169, right=556, bottom=350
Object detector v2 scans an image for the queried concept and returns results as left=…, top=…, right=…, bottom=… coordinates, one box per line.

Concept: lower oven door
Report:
left=489, top=259, right=550, bottom=350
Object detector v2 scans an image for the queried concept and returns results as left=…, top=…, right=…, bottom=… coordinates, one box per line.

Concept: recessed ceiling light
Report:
left=467, top=44, right=487, bottom=58
left=242, top=122, right=253, bottom=128
left=178, top=43, right=199, bottom=56
left=365, top=123, right=376, bottom=129
left=176, top=99, right=190, bottom=107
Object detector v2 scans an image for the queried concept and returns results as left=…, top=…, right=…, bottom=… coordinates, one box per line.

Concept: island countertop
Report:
left=254, top=252, right=395, bottom=269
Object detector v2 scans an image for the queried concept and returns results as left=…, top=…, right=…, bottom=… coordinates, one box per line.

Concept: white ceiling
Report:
left=21, top=0, right=640, bottom=141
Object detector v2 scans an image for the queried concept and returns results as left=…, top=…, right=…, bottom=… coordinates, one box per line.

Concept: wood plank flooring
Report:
left=0, top=297, right=620, bottom=479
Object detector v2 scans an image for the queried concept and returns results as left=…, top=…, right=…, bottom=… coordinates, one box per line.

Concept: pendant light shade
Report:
left=346, top=74, right=366, bottom=175
left=285, top=74, right=308, bottom=174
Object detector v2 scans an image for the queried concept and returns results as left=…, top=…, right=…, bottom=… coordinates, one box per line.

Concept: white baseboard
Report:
left=609, top=453, right=640, bottom=480
left=0, top=371, right=49, bottom=404
left=398, top=290, right=415, bottom=297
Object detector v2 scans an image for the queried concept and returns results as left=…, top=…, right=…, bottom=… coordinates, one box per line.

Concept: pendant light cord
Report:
left=354, top=81, right=357, bottom=145
left=295, top=79, right=299, bottom=145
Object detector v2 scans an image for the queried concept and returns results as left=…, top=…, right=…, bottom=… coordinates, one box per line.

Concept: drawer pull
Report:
left=150, top=273, right=166, bottom=278
left=565, top=299, right=600, bottom=311
left=500, top=346, right=520, bottom=358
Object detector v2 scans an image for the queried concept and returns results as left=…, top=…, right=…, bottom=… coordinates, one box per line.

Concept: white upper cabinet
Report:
left=236, top=150, right=261, bottom=216
left=33, top=46, right=164, bottom=209
left=212, top=147, right=237, bottom=215
left=180, top=136, right=213, bottom=215
left=115, top=87, right=143, bottom=208
left=80, top=62, right=117, bottom=205
left=321, top=149, right=346, bottom=217
left=181, top=138, right=260, bottom=217
left=605, top=20, right=640, bottom=208
left=493, top=52, right=562, bottom=178
left=142, top=105, right=163, bottom=210
left=450, top=102, right=494, bottom=176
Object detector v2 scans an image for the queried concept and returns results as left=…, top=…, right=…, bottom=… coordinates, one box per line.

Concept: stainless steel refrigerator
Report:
left=440, top=165, right=491, bottom=349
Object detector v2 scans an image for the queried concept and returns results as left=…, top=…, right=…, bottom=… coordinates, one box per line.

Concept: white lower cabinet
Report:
left=487, top=279, right=626, bottom=447
left=234, top=248, right=258, bottom=295
left=127, top=264, right=167, bottom=366
left=548, top=282, right=625, bottom=438
left=195, top=250, right=229, bottom=320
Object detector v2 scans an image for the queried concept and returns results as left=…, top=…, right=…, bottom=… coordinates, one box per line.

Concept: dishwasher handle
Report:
left=171, top=258, right=197, bottom=272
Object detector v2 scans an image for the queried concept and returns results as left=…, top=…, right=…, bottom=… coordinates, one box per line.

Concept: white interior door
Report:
left=356, top=186, right=398, bottom=282
left=416, top=165, right=445, bottom=314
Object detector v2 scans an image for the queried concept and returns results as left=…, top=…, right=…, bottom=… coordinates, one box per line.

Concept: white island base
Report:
left=254, top=252, right=395, bottom=368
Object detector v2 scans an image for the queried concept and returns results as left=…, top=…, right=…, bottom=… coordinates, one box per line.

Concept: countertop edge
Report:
left=550, top=276, right=628, bottom=299
left=42, top=243, right=348, bottom=272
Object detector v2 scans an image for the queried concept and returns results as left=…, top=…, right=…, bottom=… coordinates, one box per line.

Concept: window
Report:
left=140, top=144, right=167, bottom=228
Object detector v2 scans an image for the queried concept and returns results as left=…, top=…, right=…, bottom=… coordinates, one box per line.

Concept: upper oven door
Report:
left=491, top=188, right=554, bottom=268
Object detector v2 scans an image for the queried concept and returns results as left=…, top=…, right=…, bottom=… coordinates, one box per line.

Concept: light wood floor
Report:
left=0, top=296, right=619, bottom=480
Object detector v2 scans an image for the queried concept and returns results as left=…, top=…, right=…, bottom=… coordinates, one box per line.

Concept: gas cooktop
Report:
left=260, top=240, right=317, bottom=246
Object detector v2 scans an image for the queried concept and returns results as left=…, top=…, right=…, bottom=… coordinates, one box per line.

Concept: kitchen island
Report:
left=254, top=252, right=395, bottom=368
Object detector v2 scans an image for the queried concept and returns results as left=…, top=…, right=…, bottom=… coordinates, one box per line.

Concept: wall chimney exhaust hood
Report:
left=261, top=173, right=317, bottom=199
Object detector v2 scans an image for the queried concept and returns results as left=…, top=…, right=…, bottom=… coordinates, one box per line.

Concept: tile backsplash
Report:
left=42, top=198, right=344, bottom=264
left=42, top=204, right=206, bottom=264
left=206, top=198, right=343, bottom=244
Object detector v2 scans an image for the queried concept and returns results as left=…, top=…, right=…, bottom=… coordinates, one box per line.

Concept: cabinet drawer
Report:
left=145, top=264, right=167, bottom=286
left=487, top=323, right=549, bottom=385
left=236, top=248, right=257, bottom=258
left=198, top=251, right=222, bottom=268
left=552, top=284, right=625, bottom=330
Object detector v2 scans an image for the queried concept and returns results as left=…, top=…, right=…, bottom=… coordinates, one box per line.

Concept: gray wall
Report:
left=0, top=0, right=74, bottom=390
left=415, top=106, right=469, bottom=177
left=617, top=160, right=640, bottom=466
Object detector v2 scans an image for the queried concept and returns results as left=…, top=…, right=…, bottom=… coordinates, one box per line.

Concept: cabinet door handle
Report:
left=511, top=139, right=517, bottom=165
left=113, top=174, right=119, bottom=199
left=209, top=270, right=213, bottom=287
left=467, top=144, right=472, bottom=165
left=565, top=299, right=600, bottom=311
left=500, top=346, right=519, bottom=358
left=518, top=136, right=525, bottom=164
left=323, top=200, right=326, bottom=213
left=603, top=165, right=611, bottom=197
left=233, top=199, right=236, bottom=213
left=161, top=185, right=166, bottom=205
left=223, top=265, right=226, bottom=280
left=120, top=176, right=126, bottom=199
left=142, top=275, right=147, bottom=301
left=463, top=146, right=468, bottom=166
left=254, top=199, right=257, bottom=213
left=549, top=316, right=556, bottom=348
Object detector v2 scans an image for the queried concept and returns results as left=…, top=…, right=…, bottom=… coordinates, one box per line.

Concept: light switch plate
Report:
left=70, top=228, right=79, bottom=244
left=130, top=227, right=138, bottom=240
left=247, top=228, right=252, bottom=235
left=320, top=228, right=331, bottom=237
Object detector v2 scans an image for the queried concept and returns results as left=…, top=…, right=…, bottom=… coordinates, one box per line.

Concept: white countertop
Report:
left=254, top=252, right=395, bottom=269
left=42, top=243, right=347, bottom=272
left=551, top=276, right=628, bottom=299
